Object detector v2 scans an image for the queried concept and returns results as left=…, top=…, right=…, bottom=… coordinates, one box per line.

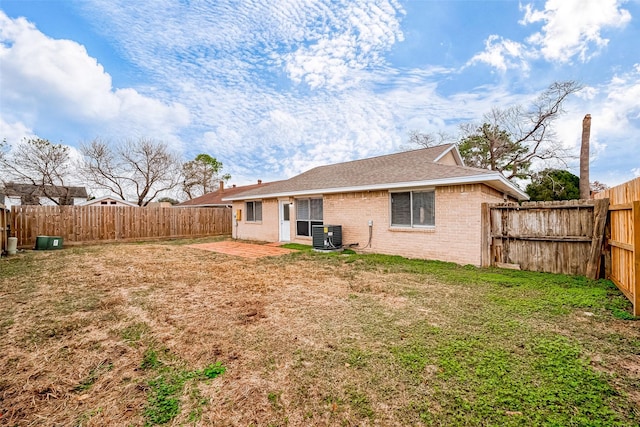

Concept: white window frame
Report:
left=390, top=190, right=435, bottom=228
left=245, top=200, right=262, bottom=222
left=295, top=197, right=323, bottom=237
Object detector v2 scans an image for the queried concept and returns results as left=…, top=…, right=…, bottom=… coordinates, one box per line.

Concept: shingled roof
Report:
left=224, top=144, right=528, bottom=201
left=2, top=182, right=88, bottom=198
left=176, top=180, right=277, bottom=207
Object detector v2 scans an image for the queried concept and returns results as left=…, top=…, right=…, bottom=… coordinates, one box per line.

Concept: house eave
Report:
left=224, top=174, right=529, bottom=202
left=176, top=203, right=231, bottom=208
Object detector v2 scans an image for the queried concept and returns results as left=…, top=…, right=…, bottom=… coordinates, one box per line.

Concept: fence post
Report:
left=586, top=198, right=609, bottom=279
left=633, top=201, right=640, bottom=316
left=603, top=208, right=612, bottom=280
left=0, top=204, right=6, bottom=256
left=481, top=203, right=491, bottom=267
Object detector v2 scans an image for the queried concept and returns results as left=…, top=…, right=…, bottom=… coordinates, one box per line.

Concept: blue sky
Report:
left=1, top=0, right=639, bottom=190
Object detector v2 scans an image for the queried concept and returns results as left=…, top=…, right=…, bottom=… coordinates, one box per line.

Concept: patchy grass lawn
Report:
left=0, top=239, right=638, bottom=426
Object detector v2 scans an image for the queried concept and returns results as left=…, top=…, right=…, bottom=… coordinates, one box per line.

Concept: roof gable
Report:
left=79, top=196, right=139, bottom=207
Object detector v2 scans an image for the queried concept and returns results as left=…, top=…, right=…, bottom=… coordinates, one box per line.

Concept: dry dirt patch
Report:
left=0, top=243, right=449, bottom=426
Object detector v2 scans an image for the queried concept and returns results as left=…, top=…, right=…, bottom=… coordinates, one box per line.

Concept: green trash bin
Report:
left=48, top=236, right=63, bottom=250
left=35, top=236, right=50, bottom=250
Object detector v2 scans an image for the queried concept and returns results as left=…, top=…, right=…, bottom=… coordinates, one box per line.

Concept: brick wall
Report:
left=322, top=184, right=504, bottom=265
left=233, top=184, right=507, bottom=265
left=231, top=199, right=280, bottom=242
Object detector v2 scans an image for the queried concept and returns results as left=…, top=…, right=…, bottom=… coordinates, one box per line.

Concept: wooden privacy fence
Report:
left=594, top=177, right=640, bottom=316
left=482, top=199, right=609, bottom=278
left=0, top=204, right=8, bottom=256
left=11, top=205, right=232, bottom=248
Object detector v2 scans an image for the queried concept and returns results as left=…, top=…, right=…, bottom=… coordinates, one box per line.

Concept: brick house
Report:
left=224, top=144, right=528, bottom=266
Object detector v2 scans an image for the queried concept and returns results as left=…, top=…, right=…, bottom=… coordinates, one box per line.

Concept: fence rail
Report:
left=11, top=205, right=232, bottom=248
left=481, top=199, right=608, bottom=278
left=594, top=177, right=640, bottom=316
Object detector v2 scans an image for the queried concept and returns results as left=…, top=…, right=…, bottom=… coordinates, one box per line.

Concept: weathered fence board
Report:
left=0, top=204, right=8, bottom=256
left=11, top=205, right=232, bottom=248
left=594, top=177, right=640, bottom=316
left=482, top=199, right=608, bottom=278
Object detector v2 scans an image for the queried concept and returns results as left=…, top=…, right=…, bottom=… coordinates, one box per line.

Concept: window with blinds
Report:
left=296, top=198, right=323, bottom=236
left=391, top=191, right=435, bottom=227
left=246, top=201, right=262, bottom=222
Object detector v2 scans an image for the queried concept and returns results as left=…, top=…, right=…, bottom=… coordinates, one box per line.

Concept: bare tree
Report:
left=0, top=138, right=73, bottom=204
left=458, top=81, right=582, bottom=180
left=590, top=181, right=609, bottom=193
left=81, top=138, right=182, bottom=206
left=182, top=154, right=230, bottom=199
left=406, top=130, right=452, bottom=149
left=0, top=138, right=6, bottom=163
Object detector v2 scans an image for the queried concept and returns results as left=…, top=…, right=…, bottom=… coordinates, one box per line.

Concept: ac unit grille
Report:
left=312, top=225, right=342, bottom=251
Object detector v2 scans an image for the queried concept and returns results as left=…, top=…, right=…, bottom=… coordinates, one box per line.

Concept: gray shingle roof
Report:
left=225, top=144, right=528, bottom=201
left=2, top=182, right=88, bottom=198
left=176, top=181, right=279, bottom=206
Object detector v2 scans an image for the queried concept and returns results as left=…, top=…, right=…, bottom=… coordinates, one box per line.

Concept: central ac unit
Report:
left=312, top=225, right=342, bottom=251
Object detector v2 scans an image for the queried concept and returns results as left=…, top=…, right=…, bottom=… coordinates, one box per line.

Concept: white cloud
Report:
left=520, top=0, right=631, bottom=63
left=69, top=0, right=409, bottom=181
left=466, top=35, right=530, bottom=72
left=575, top=86, right=598, bottom=101
left=469, top=0, right=632, bottom=72
left=0, top=117, right=36, bottom=146
left=79, top=0, right=404, bottom=92
left=589, top=67, right=640, bottom=137
left=283, top=1, right=405, bottom=89
left=4, top=0, right=637, bottom=190
left=551, top=65, right=640, bottom=185
left=0, top=11, right=189, bottom=148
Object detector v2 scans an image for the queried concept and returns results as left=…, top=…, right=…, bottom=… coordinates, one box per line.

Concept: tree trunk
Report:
left=579, top=114, right=591, bottom=199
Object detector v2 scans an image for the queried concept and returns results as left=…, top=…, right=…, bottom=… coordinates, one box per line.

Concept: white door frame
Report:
left=279, top=201, right=291, bottom=242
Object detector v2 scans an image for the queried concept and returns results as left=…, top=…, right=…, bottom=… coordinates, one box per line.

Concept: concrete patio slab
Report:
left=187, top=240, right=297, bottom=258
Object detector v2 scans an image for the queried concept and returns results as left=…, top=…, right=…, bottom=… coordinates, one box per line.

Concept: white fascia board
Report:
left=452, top=145, right=465, bottom=166
left=224, top=173, right=529, bottom=201
left=176, top=204, right=229, bottom=208
left=496, top=174, right=529, bottom=200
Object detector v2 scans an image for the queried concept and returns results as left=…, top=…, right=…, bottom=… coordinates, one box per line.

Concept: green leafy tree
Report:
left=526, top=169, right=580, bottom=201
left=457, top=81, right=582, bottom=181
left=181, top=154, right=230, bottom=199
left=458, top=123, right=531, bottom=179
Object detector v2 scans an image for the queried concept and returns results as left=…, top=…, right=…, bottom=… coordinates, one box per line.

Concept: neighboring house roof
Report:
left=224, top=144, right=529, bottom=201
left=78, top=196, right=139, bottom=207
left=2, top=182, right=88, bottom=199
left=176, top=180, right=277, bottom=207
